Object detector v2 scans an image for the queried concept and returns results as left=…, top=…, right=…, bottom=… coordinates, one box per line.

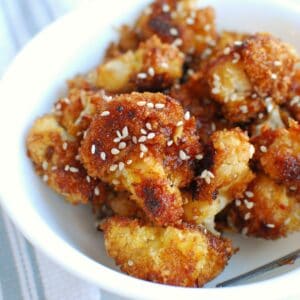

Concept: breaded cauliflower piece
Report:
left=135, top=0, right=217, bottom=58
left=206, top=33, right=297, bottom=123
left=97, top=36, right=184, bottom=93
left=251, top=120, right=300, bottom=194
left=101, top=216, right=233, bottom=287
left=80, top=92, right=201, bottom=225
left=26, top=114, right=107, bottom=204
left=183, top=129, right=255, bottom=232
left=226, top=174, right=300, bottom=239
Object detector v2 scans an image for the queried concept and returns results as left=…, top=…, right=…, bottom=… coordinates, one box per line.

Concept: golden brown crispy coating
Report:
left=206, top=33, right=297, bottom=123
left=80, top=92, right=201, bottom=225
left=226, top=174, right=300, bottom=239
left=287, top=69, right=300, bottom=122
left=101, top=216, right=233, bottom=287
left=183, top=129, right=255, bottom=232
left=97, top=36, right=184, bottom=93
left=135, top=0, right=217, bottom=58
left=26, top=114, right=107, bottom=204
left=251, top=121, right=300, bottom=194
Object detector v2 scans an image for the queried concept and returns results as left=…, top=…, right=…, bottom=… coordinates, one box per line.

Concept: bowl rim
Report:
left=1, top=0, right=300, bottom=299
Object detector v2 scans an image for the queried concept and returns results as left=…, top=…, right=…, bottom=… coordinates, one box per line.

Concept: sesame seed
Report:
left=200, top=170, right=215, bottom=184
left=284, top=218, right=291, bottom=225
left=271, top=73, right=277, bottom=80
left=240, top=105, right=248, bottom=113
left=211, top=88, right=220, bottom=94
left=147, top=102, right=154, bottom=108
left=232, top=52, right=240, bottom=64
left=62, top=142, right=68, bottom=150
left=258, top=112, right=264, bottom=119
left=211, top=122, right=216, bottom=132
left=127, top=260, right=134, bottom=266
left=109, top=164, right=118, bottom=172
left=260, top=145, right=267, bottom=153
left=64, top=164, right=70, bottom=171
left=161, top=62, right=169, bottom=69
left=234, top=40, right=243, bottom=46
left=245, top=191, right=254, bottom=198
left=186, top=17, right=194, bottom=25
left=140, top=144, right=148, bottom=153
left=162, top=3, right=170, bottom=12
left=138, top=136, right=147, bottom=143
left=70, top=167, right=79, bottom=173
left=196, top=154, right=203, bottom=160
left=118, top=162, right=125, bottom=171
left=244, top=200, right=254, bottom=209
left=290, top=96, right=300, bottom=106
left=137, top=101, right=146, bottom=106
left=91, top=144, right=96, bottom=154
left=146, top=122, right=152, bottom=130
left=132, top=136, right=138, bottom=144
left=118, top=142, right=126, bottom=150
left=155, top=103, right=165, bottom=109
left=148, top=67, right=155, bottom=77
left=55, top=103, right=62, bottom=110
left=139, top=152, right=145, bottom=158
left=126, top=160, right=133, bottom=165
left=42, top=161, right=48, bottom=170
left=75, top=154, right=80, bottom=161
left=63, top=97, right=70, bottom=104
left=290, top=186, right=297, bottom=191
left=201, top=48, right=212, bottom=59
left=249, top=144, right=255, bottom=158
left=100, top=152, right=106, bottom=160
left=170, top=27, right=178, bottom=36
left=86, top=175, right=91, bottom=183
left=113, top=137, right=121, bottom=143
left=94, top=187, right=100, bottom=196
left=172, top=38, right=182, bottom=47
left=204, top=24, right=211, bottom=31
left=51, top=166, right=57, bottom=171
left=235, top=199, right=241, bottom=207
left=179, top=150, right=190, bottom=161
left=274, top=60, right=282, bottom=66
left=122, top=126, right=129, bottom=138
left=100, top=111, right=110, bottom=117
left=176, top=121, right=184, bottom=127
left=111, top=148, right=120, bottom=155
left=244, top=212, right=251, bottom=220
left=223, top=47, right=231, bottom=55
left=137, top=73, right=147, bottom=79
left=140, top=128, right=147, bottom=135
left=42, top=174, right=48, bottom=182
left=184, top=111, right=191, bottom=120
left=147, top=132, right=155, bottom=139
left=266, top=223, right=275, bottom=228
left=116, top=130, right=122, bottom=138
left=167, top=140, right=173, bottom=146
left=242, top=227, right=248, bottom=235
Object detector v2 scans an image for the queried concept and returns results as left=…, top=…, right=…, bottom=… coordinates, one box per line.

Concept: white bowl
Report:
left=0, top=0, right=300, bottom=299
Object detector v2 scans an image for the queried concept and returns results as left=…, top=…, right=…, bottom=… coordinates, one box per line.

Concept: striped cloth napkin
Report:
left=0, top=1, right=121, bottom=299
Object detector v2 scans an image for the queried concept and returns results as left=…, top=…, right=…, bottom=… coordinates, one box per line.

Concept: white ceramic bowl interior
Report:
left=1, top=0, right=300, bottom=299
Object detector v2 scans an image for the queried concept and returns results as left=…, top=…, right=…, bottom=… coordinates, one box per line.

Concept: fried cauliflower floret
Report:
left=97, top=36, right=184, bottom=93
left=80, top=92, right=201, bottom=225
left=101, top=216, right=233, bottom=287
left=135, top=0, right=217, bottom=58
left=26, top=114, right=107, bottom=204
left=207, top=33, right=297, bottom=123
left=183, top=129, right=255, bottom=232
left=226, top=174, right=300, bottom=239
left=251, top=121, right=300, bottom=194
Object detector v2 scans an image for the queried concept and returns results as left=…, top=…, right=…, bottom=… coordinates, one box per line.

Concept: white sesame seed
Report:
left=100, top=111, right=110, bottom=117
left=148, top=67, right=155, bottom=77
left=240, top=105, right=248, bottom=113
left=266, top=223, right=275, bottom=228
left=111, top=148, right=120, bottom=155
left=146, top=122, right=152, bottom=130
left=91, top=144, right=96, bottom=154
left=138, top=136, right=147, bottom=143
left=245, top=191, right=254, bottom=198
left=118, top=142, right=126, bottom=150
left=172, top=38, right=183, bottom=47
left=137, top=73, right=147, bottom=79
left=127, top=260, right=134, bottom=266
left=211, top=122, right=216, bottom=131
left=42, top=174, right=48, bottom=182
left=244, top=212, right=251, bottom=220
left=147, top=102, right=154, bottom=108
left=244, top=200, right=254, bottom=209
left=249, top=144, right=255, bottom=158
left=170, top=27, right=178, bottom=36
left=290, top=96, right=300, bottom=106
left=179, top=150, right=190, bottom=161
left=75, top=154, right=80, bottom=161
left=176, top=120, right=184, bottom=127
left=260, top=145, right=267, bottom=153
left=139, top=152, right=145, bottom=158
left=223, top=47, right=231, bottom=55
left=118, top=162, right=125, bottom=171
left=132, top=136, right=138, bottom=144
left=126, top=160, right=133, bottom=165
left=64, top=164, right=70, bottom=171
left=94, top=187, right=100, bottom=196
left=271, top=73, right=277, bottom=80
left=109, top=164, right=118, bottom=172
left=235, top=199, right=241, bottom=207
left=137, top=101, right=146, bottom=106
left=186, top=17, right=194, bottom=25
left=242, top=227, right=248, bottom=235
left=212, top=88, right=220, bottom=94
left=147, top=132, right=155, bottom=139
left=161, top=62, right=169, bottom=69
left=155, top=103, right=165, bottom=109
left=51, top=166, right=57, bottom=171
left=100, top=152, right=106, bottom=160
left=140, top=128, right=147, bottom=135
left=113, top=137, right=121, bottom=143
left=86, top=175, right=91, bottom=183
left=258, top=112, right=264, bottom=119
left=140, top=144, right=148, bottom=153
left=200, top=170, right=215, bottom=184
left=234, top=40, right=243, bottom=46
left=167, top=140, right=173, bottom=147
left=232, top=52, right=240, bottom=64
left=184, top=111, right=191, bottom=121
left=62, top=142, right=68, bottom=150
left=204, top=24, right=211, bottom=31
left=42, top=161, right=48, bottom=170
left=274, top=60, right=282, bottom=66
left=122, top=126, right=129, bottom=138
left=116, top=130, right=122, bottom=138
left=195, top=154, right=203, bottom=160
left=162, top=3, right=170, bottom=12
left=290, top=186, right=297, bottom=191
left=70, top=167, right=79, bottom=173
